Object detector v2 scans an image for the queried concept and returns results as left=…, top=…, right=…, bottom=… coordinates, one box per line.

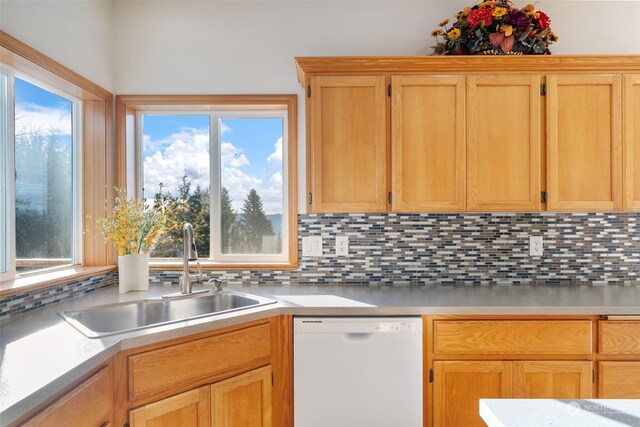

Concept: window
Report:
left=0, top=68, right=82, bottom=280
left=118, top=95, right=298, bottom=268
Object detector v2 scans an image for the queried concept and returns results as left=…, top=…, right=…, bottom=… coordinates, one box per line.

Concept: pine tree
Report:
left=220, top=186, right=237, bottom=253
left=188, top=185, right=210, bottom=257
left=238, top=189, right=274, bottom=253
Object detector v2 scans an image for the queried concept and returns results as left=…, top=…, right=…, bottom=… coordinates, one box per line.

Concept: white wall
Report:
left=112, top=0, right=640, bottom=211
left=0, top=0, right=114, bottom=91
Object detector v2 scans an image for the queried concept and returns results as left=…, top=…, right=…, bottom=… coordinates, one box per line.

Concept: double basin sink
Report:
left=60, top=291, right=277, bottom=338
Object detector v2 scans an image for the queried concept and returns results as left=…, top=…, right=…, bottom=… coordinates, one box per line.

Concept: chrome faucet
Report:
left=180, top=223, right=201, bottom=294
left=163, top=223, right=222, bottom=299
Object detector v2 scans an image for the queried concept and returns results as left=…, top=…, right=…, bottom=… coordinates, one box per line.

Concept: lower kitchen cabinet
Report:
left=211, top=365, right=272, bottom=427
left=599, top=362, right=640, bottom=398
left=130, top=366, right=272, bottom=427
left=22, top=365, right=113, bottom=427
left=433, top=361, right=512, bottom=427
left=513, top=361, right=593, bottom=398
left=432, top=360, right=593, bottom=426
left=130, top=386, right=210, bottom=427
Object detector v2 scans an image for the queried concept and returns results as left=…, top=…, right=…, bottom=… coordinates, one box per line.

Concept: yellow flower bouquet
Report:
left=97, top=188, right=186, bottom=256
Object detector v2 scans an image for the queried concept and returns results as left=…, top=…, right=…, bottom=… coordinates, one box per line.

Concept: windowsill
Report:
left=0, top=265, right=117, bottom=299
left=149, top=260, right=299, bottom=271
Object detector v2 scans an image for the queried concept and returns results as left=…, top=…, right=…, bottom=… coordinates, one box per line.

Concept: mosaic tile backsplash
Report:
left=152, top=212, right=640, bottom=287
left=2, top=212, right=639, bottom=320
left=0, top=272, right=116, bottom=321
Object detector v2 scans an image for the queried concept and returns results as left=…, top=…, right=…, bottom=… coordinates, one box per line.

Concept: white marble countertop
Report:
left=1, top=283, right=640, bottom=425
left=480, top=399, right=640, bottom=427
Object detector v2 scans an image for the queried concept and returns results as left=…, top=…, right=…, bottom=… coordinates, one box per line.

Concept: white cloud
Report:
left=143, top=128, right=210, bottom=196
left=221, top=142, right=250, bottom=168
left=15, top=103, right=72, bottom=136
left=143, top=127, right=284, bottom=215
left=221, top=122, right=231, bottom=135
left=267, top=137, right=283, bottom=164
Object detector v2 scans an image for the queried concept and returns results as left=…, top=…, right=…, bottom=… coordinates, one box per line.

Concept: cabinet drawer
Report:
left=24, top=366, right=112, bottom=427
left=599, top=321, right=640, bottom=354
left=128, top=323, right=271, bottom=402
left=433, top=320, right=593, bottom=356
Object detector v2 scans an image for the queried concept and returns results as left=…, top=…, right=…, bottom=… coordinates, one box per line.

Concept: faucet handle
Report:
left=207, top=278, right=223, bottom=292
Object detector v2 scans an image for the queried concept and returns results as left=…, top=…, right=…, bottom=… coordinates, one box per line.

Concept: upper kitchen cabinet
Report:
left=547, top=75, right=622, bottom=211
left=467, top=75, right=542, bottom=211
left=391, top=75, right=466, bottom=211
left=307, top=75, right=388, bottom=213
left=295, top=56, right=640, bottom=214
left=624, top=75, right=640, bottom=211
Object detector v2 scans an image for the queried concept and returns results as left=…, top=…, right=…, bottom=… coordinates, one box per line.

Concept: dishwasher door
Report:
left=294, top=317, right=423, bottom=427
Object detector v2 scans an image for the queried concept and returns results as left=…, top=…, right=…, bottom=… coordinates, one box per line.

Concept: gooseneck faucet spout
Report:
left=181, top=223, right=201, bottom=294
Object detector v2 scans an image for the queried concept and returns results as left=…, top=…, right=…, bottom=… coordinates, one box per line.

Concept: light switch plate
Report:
left=302, top=236, right=323, bottom=257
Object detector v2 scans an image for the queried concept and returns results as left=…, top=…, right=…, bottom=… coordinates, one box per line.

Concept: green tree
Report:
left=14, top=126, right=72, bottom=268
left=238, top=188, right=274, bottom=253
left=220, top=186, right=238, bottom=253
left=188, top=185, right=210, bottom=257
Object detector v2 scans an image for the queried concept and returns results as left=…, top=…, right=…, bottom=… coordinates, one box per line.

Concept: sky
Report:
left=13, top=77, right=73, bottom=212
left=142, top=115, right=284, bottom=215
left=14, top=77, right=73, bottom=136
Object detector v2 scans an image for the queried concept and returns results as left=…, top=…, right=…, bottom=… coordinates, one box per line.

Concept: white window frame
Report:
left=136, top=109, right=289, bottom=264
left=0, top=65, right=83, bottom=281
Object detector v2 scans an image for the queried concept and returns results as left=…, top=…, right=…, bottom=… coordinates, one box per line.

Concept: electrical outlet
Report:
left=302, top=236, right=323, bottom=257
left=529, top=236, right=543, bottom=256
left=336, top=236, right=349, bottom=256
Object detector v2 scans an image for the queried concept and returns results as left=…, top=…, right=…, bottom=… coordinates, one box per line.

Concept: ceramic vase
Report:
left=118, top=253, right=150, bottom=294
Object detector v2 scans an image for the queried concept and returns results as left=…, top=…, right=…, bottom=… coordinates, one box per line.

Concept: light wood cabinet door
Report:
left=130, top=386, right=210, bottom=427
left=624, top=75, right=640, bottom=210
left=514, top=361, right=593, bottom=399
left=309, top=75, right=388, bottom=212
left=23, top=366, right=113, bottom=427
left=547, top=74, right=622, bottom=211
left=467, top=75, right=541, bottom=211
left=210, top=366, right=272, bottom=427
left=599, top=362, right=640, bottom=398
left=391, top=75, right=466, bottom=211
left=433, top=361, right=512, bottom=427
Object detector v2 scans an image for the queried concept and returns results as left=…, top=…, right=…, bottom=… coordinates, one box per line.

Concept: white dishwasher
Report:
left=294, top=317, right=423, bottom=427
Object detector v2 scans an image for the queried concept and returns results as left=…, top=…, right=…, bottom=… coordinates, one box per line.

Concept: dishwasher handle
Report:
left=342, top=332, right=374, bottom=341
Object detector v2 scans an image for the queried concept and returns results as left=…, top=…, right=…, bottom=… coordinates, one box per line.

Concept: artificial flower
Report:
left=537, top=11, right=551, bottom=30
left=493, top=7, right=508, bottom=18
left=431, top=29, right=444, bottom=37
left=439, top=19, right=450, bottom=26
left=447, top=28, right=462, bottom=40
left=467, top=8, right=494, bottom=28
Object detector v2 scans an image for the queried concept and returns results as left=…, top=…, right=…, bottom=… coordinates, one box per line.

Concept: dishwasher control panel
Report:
left=296, top=317, right=419, bottom=334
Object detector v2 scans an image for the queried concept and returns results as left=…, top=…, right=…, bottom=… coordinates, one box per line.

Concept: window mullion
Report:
left=210, top=113, right=221, bottom=261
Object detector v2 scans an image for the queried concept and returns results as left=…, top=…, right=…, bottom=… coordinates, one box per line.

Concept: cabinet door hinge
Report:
left=308, top=192, right=313, bottom=205
left=540, top=83, right=547, bottom=96
left=388, top=83, right=392, bottom=97
left=429, top=368, right=434, bottom=383
left=540, top=191, right=548, bottom=203
left=307, top=84, right=311, bottom=98
left=592, top=369, right=596, bottom=384
left=388, top=192, right=392, bottom=204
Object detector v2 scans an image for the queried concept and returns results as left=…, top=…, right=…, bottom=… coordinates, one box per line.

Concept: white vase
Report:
left=118, top=253, right=150, bottom=294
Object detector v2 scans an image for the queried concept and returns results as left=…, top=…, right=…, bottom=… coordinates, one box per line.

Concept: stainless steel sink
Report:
left=59, top=291, right=276, bottom=338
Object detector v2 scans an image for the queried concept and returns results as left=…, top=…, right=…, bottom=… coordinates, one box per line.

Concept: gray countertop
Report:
left=1, top=283, right=640, bottom=426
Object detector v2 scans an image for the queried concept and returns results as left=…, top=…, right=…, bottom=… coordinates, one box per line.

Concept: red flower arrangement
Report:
left=431, top=1, right=558, bottom=55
